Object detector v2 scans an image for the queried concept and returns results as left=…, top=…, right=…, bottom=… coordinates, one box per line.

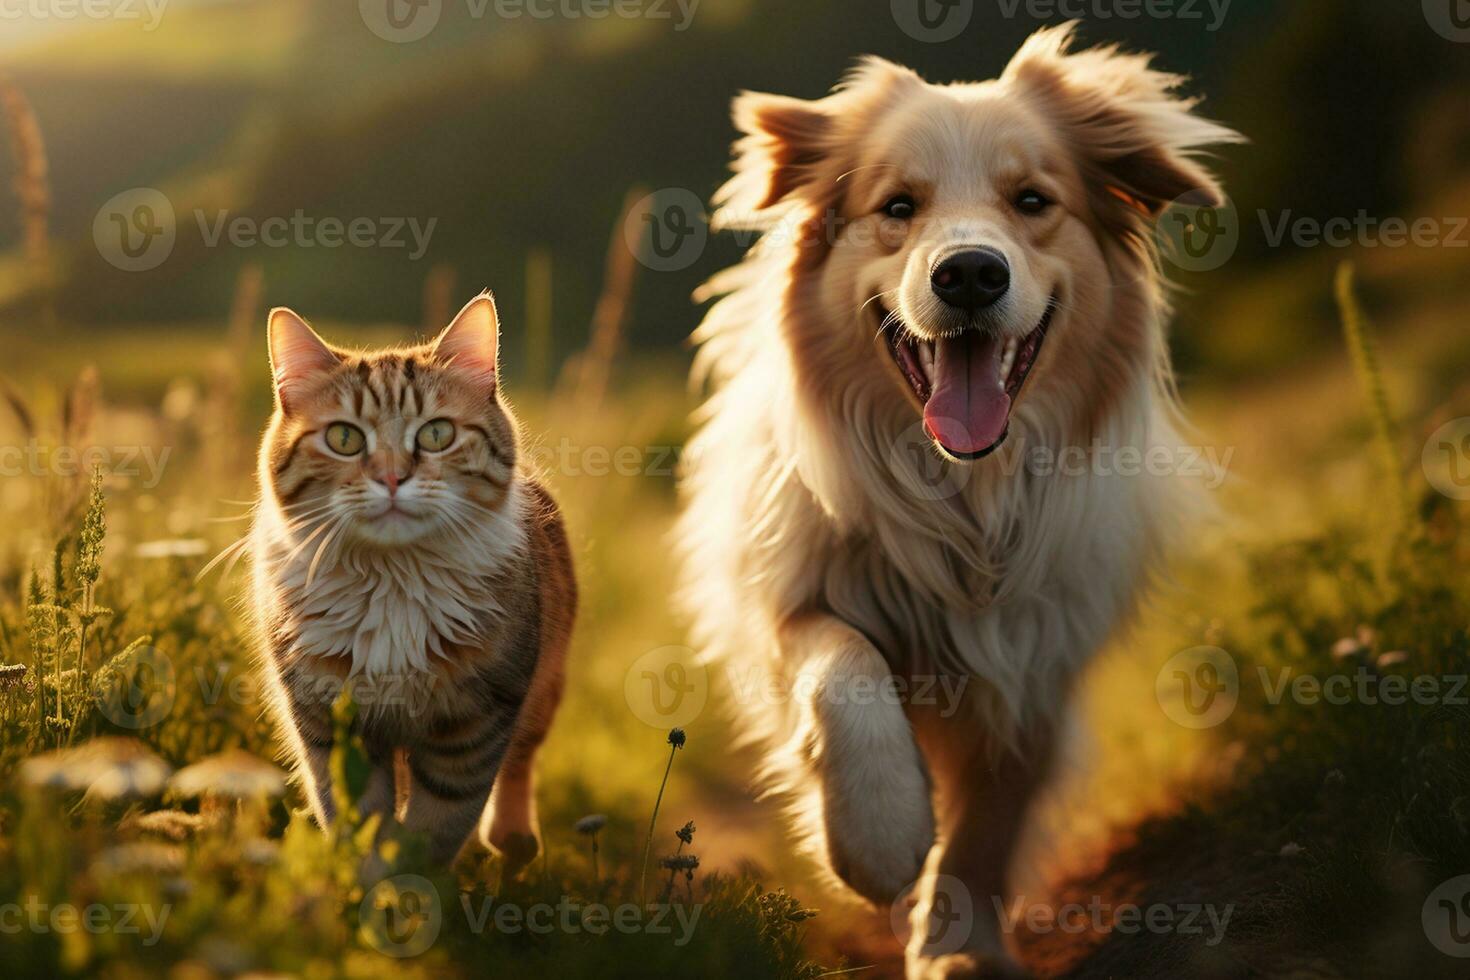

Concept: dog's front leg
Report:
left=778, top=612, right=935, bottom=905
left=904, top=721, right=1055, bottom=980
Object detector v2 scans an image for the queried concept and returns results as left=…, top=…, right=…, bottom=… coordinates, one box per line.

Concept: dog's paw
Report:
left=907, top=952, right=1028, bottom=980
left=811, top=681, right=935, bottom=904
left=822, top=767, right=933, bottom=903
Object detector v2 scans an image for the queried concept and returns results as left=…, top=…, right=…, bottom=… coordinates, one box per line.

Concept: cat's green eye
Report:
left=324, top=422, right=366, bottom=456
left=416, top=418, right=455, bottom=452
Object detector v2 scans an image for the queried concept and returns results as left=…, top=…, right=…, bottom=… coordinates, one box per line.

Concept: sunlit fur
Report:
left=677, top=25, right=1240, bottom=976
left=249, top=295, right=576, bottom=870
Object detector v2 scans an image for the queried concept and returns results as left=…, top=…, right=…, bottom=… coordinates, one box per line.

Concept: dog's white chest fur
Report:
left=255, top=485, right=527, bottom=677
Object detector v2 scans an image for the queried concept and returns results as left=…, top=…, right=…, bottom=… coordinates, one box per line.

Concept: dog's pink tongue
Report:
left=923, top=331, right=1010, bottom=456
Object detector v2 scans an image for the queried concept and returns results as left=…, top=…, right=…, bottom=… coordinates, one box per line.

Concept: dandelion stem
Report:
left=640, top=743, right=677, bottom=905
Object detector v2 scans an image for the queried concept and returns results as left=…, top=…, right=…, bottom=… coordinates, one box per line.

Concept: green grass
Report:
left=0, top=269, right=1467, bottom=976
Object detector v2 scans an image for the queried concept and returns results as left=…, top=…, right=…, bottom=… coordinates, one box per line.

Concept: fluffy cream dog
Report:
left=677, top=25, right=1240, bottom=979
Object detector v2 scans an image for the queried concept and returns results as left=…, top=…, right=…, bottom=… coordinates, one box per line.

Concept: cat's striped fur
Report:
left=250, top=294, right=575, bottom=867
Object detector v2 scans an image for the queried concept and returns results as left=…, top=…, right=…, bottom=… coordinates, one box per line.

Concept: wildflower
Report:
left=641, top=728, right=689, bottom=904
left=660, top=854, right=700, bottom=873
left=659, top=853, right=701, bottom=903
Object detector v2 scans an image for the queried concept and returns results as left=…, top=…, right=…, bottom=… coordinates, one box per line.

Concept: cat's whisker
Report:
left=304, top=513, right=349, bottom=590
left=195, top=534, right=252, bottom=583
left=284, top=511, right=343, bottom=565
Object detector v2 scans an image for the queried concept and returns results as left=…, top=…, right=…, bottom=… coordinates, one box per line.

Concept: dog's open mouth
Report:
left=882, top=296, right=1057, bottom=460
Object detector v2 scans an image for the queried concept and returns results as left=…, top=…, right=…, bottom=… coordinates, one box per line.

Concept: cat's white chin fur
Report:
left=253, top=481, right=528, bottom=678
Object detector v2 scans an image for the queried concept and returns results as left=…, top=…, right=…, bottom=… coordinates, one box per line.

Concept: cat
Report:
left=249, top=292, right=575, bottom=869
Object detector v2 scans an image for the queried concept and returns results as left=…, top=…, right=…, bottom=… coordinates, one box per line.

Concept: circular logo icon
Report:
left=360, top=0, right=442, bottom=43
left=93, top=645, right=177, bottom=729
left=887, top=421, right=972, bottom=502
left=624, top=645, right=707, bottom=729
left=1424, top=875, right=1470, bottom=957
left=1424, top=0, right=1470, bottom=43
left=890, top=0, right=973, bottom=43
left=624, top=188, right=708, bottom=272
left=359, top=874, right=442, bottom=957
left=1156, top=191, right=1238, bottom=273
left=94, top=188, right=176, bottom=272
left=1155, top=645, right=1238, bottom=730
left=1423, top=417, right=1470, bottom=501
left=891, top=874, right=974, bottom=957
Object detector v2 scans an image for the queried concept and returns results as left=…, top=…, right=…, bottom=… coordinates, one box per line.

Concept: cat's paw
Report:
left=490, top=830, right=540, bottom=877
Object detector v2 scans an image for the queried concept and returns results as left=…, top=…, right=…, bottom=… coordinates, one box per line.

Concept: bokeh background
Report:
left=1, top=1, right=1469, bottom=977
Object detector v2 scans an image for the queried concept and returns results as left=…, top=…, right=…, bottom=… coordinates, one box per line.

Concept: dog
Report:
left=676, top=24, right=1240, bottom=978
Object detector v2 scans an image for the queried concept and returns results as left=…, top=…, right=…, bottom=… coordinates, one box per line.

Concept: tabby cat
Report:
left=250, top=293, right=574, bottom=868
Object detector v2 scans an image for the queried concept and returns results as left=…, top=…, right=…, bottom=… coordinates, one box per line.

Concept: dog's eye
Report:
left=1015, top=189, right=1051, bottom=215
left=881, top=195, right=916, bottom=220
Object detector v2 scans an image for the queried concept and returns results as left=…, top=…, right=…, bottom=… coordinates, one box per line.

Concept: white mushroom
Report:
left=169, top=749, right=287, bottom=801
left=21, top=737, right=173, bottom=801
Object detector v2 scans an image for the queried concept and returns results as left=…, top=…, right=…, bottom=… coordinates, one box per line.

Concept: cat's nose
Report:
left=367, top=455, right=413, bottom=494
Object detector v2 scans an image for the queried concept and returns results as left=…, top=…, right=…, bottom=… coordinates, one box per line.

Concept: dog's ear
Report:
left=715, top=58, right=921, bottom=225
left=1003, top=24, right=1243, bottom=227
left=729, top=92, right=830, bottom=212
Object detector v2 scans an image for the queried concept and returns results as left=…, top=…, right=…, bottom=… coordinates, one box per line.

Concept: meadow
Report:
left=0, top=256, right=1465, bottom=978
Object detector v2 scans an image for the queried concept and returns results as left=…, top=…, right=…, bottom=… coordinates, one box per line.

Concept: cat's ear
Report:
left=267, top=308, right=338, bottom=413
left=432, top=292, right=499, bottom=389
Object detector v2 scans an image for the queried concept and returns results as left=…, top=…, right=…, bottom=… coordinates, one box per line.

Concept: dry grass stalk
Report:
left=422, top=263, right=457, bottom=336
left=0, top=74, right=53, bottom=326
left=227, top=263, right=264, bottom=360
left=525, top=247, right=552, bottom=389
left=558, top=185, right=645, bottom=413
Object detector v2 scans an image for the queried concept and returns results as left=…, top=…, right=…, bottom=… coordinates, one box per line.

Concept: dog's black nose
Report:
left=931, top=249, right=1010, bottom=311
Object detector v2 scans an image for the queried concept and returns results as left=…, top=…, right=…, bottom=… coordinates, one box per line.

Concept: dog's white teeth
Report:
left=1000, top=338, right=1018, bottom=379
left=917, top=340, right=936, bottom=379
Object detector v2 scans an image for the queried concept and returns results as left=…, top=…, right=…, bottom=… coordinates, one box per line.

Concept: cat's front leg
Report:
left=401, top=708, right=519, bottom=865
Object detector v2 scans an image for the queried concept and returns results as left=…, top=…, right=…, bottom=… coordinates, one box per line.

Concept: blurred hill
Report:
left=0, top=0, right=1467, bottom=382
